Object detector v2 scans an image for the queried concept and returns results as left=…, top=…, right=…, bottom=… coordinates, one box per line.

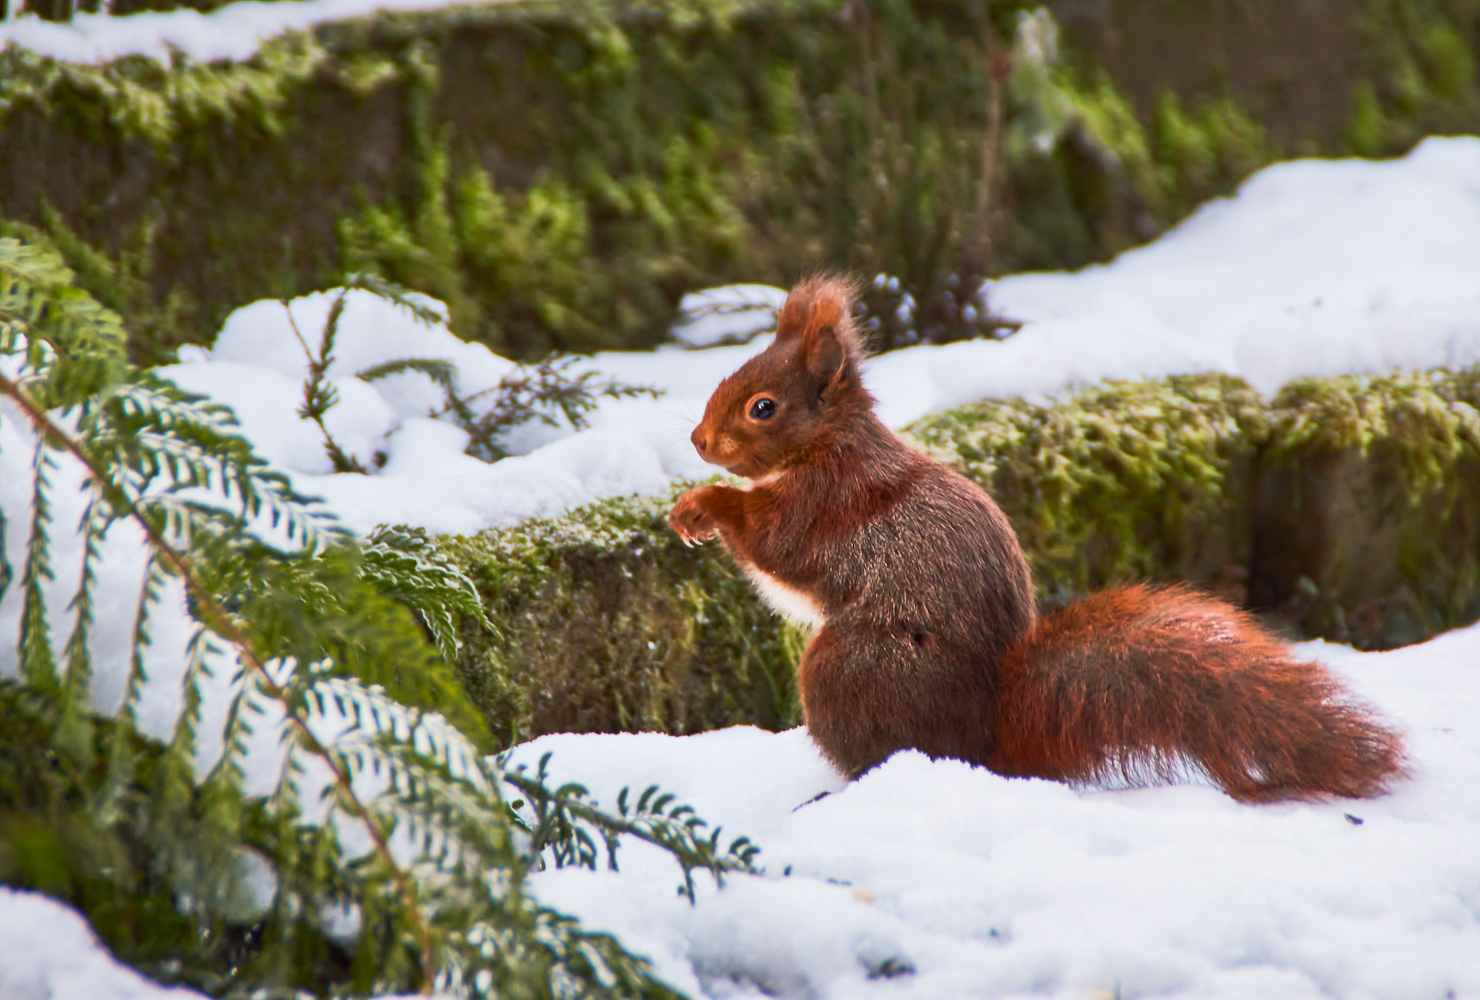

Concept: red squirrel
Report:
left=668, top=276, right=1406, bottom=802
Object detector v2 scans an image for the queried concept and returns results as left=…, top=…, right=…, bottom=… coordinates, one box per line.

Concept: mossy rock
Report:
left=1252, top=368, right=1480, bottom=648
left=906, top=373, right=1268, bottom=605
left=437, top=366, right=1480, bottom=747
left=439, top=489, right=805, bottom=747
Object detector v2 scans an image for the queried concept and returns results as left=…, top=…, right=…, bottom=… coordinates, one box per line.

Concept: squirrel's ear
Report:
left=776, top=274, right=858, bottom=343
left=774, top=276, right=863, bottom=399
left=793, top=278, right=860, bottom=395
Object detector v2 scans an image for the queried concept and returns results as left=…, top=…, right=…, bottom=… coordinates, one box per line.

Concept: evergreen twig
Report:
left=283, top=289, right=369, bottom=474
left=505, top=753, right=760, bottom=904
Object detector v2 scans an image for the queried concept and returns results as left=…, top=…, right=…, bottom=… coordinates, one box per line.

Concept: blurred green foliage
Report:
left=3, top=0, right=1475, bottom=362
left=0, top=0, right=1295, bottom=363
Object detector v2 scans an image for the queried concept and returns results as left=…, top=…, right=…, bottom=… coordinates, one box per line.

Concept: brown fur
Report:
left=670, top=276, right=1407, bottom=800
left=993, top=584, right=1405, bottom=801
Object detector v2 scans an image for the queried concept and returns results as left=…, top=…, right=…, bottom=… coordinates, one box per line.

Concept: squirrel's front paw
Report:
left=669, top=489, right=718, bottom=546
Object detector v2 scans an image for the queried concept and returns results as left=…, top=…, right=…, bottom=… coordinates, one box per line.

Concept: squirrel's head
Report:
left=690, top=275, right=873, bottom=479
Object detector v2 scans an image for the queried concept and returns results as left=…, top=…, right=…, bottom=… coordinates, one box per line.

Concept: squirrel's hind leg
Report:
left=799, top=621, right=1000, bottom=779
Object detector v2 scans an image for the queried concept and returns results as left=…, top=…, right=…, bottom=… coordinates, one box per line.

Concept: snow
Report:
left=506, top=624, right=1480, bottom=999
left=18, top=620, right=1476, bottom=999
left=0, top=889, right=207, bottom=999
left=0, top=0, right=511, bottom=65
left=671, top=285, right=789, bottom=350
left=3, top=139, right=1480, bottom=997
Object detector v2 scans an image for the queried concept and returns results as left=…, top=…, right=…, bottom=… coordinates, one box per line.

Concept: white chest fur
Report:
left=742, top=565, right=826, bottom=629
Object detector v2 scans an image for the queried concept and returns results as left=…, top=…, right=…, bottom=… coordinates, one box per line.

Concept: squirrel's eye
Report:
left=749, top=397, right=777, bottom=421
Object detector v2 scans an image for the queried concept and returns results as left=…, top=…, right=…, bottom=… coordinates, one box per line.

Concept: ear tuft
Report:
left=774, top=275, right=863, bottom=356
left=773, top=275, right=866, bottom=398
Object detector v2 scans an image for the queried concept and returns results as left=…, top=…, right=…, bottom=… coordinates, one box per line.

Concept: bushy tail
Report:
left=993, top=584, right=1406, bottom=802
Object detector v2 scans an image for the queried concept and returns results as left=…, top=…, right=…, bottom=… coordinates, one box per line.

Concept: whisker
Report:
left=648, top=411, right=700, bottom=431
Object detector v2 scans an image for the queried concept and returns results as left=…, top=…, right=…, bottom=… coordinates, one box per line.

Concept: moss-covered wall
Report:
left=905, top=374, right=1266, bottom=604
left=441, top=490, right=806, bottom=748
left=1250, top=368, right=1480, bottom=647
left=4, top=0, right=1476, bottom=366
left=1052, top=0, right=1480, bottom=157
left=10, top=0, right=1476, bottom=365
left=915, top=368, right=1480, bottom=649
left=3, top=0, right=1058, bottom=362
left=441, top=366, right=1480, bottom=748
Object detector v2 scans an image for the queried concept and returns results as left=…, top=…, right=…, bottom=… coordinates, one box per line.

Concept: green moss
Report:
left=1348, top=0, right=1480, bottom=154
left=440, top=486, right=804, bottom=747
left=906, top=374, right=1266, bottom=602
left=1150, top=92, right=1273, bottom=216
left=1252, top=368, right=1480, bottom=647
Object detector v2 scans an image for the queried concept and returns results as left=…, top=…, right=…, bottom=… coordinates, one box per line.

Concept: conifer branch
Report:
left=0, top=368, right=441, bottom=988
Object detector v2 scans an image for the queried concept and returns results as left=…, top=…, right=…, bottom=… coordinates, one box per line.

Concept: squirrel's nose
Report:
left=691, top=428, right=708, bottom=457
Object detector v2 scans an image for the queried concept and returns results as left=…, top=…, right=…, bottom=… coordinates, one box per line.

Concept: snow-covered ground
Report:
left=7, top=622, right=1479, bottom=1000
left=508, top=626, right=1480, bottom=1000
left=3, top=139, right=1480, bottom=998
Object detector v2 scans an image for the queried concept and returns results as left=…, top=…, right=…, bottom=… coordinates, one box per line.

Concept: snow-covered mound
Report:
left=507, top=624, right=1480, bottom=999
left=0, top=889, right=207, bottom=999
left=142, top=136, right=1480, bottom=535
